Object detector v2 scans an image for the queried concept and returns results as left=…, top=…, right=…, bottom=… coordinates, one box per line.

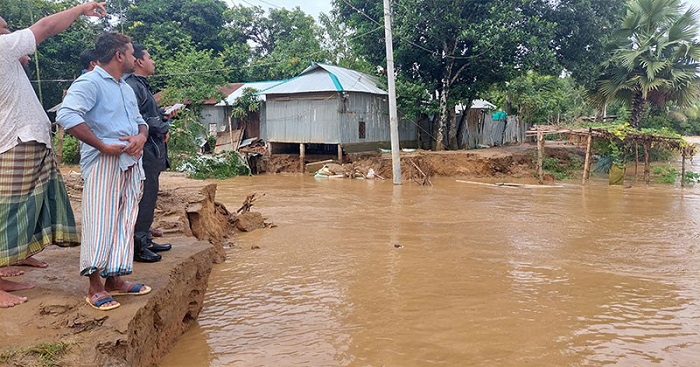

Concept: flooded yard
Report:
left=162, top=171, right=700, bottom=366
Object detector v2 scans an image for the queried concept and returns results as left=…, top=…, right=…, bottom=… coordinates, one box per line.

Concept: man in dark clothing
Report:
left=125, top=44, right=171, bottom=263
left=79, top=48, right=98, bottom=73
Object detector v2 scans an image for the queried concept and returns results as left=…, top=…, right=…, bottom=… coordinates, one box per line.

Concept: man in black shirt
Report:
left=125, top=44, right=171, bottom=263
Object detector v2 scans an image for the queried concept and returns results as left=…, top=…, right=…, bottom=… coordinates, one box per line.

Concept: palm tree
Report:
left=593, top=0, right=700, bottom=128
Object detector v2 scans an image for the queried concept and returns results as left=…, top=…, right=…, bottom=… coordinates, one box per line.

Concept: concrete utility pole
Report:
left=383, top=0, right=402, bottom=185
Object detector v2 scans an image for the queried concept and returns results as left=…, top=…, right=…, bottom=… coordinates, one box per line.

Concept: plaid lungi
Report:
left=0, top=141, right=80, bottom=267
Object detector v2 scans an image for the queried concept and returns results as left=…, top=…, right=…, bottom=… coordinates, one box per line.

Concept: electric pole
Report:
left=383, top=0, right=402, bottom=185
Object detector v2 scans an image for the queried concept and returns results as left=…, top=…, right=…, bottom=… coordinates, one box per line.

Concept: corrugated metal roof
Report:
left=214, top=80, right=284, bottom=106
left=258, top=62, right=387, bottom=96
left=456, top=99, right=497, bottom=113
left=471, top=99, right=497, bottom=109
left=202, top=83, right=244, bottom=105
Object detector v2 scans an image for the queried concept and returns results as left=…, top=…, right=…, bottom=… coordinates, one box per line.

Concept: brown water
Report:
left=162, top=169, right=700, bottom=366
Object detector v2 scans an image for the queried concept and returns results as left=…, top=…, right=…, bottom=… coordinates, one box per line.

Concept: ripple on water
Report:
left=163, top=175, right=700, bottom=367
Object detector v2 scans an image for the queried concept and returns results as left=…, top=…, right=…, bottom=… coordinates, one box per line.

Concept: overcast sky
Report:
left=227, top=0, right=700, bottom=23
left=226, top=0, right=333, bottom=18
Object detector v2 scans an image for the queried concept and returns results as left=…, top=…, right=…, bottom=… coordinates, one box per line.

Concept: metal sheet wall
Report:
left=200, top=105, right=229, bottom=132
left=338, top=92, right=390, bottom=143
left=262, top=92, right=417, bottom=145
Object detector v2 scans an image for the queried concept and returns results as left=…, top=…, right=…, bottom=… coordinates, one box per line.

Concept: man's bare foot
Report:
left=14, top=256, right=48, bottom=268
left=0, top=290, right=27, bottom=308
left=0, top=278, right=35, bottom=292
left=0, top=267, right=24, bottom=277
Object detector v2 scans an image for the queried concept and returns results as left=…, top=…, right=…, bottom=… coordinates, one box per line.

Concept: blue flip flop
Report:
left=110, top=282, right=152, bottom=296
left=85, top=292, right=120, bottom=311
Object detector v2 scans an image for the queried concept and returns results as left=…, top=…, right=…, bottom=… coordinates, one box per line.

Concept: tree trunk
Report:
left=435, top=86, right=450, bottom=151
left=630, top=92, right=645, bottom=128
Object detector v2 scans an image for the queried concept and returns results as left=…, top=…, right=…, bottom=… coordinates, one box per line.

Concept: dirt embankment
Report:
left=0, top=172, right=259, bottom=367
left=265, top=143, right=586, bottom=180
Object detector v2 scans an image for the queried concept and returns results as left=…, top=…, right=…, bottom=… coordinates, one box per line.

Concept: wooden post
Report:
left=634, top=141, right=639, bottom=178
left=537, top=130, right=544, bottom=184
left=55, top=89, right=67, bottom=165
left=299, top=143, right=305, bottom=173
left=681, top=148, right=686, bottom=188
left=55, top=126, right=64, bottom=165
left=337, top=144, right=343, bottom=162
left=228, top=115, right=234, bottom=148
left=643, top=140, right=650, bottom=185
left=582, top=129, right=593, bottom=185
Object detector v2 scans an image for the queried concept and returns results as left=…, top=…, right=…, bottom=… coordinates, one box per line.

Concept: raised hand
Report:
left=80, top=2, right=107, bottom=18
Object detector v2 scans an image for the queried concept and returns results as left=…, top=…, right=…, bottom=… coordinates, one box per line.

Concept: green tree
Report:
left=226, top=5, right=323, bottom=81
left=548, top=0, right=627, bottom=87
left=158, top=45, right=227, bottom=112
left=593, top=0, right=700, bottom=128
left=230, top=87, right=261, bottom=130
left=120, top=0, right=229, bottom=53
left=317, top=12, right=375, bottom=73
left=335, top=0, right=623, bottom=150
left=488, top=71, right=594, bottom=125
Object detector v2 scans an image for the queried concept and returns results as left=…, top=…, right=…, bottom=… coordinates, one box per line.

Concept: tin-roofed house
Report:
left=257, top=62, right=417, bottom=161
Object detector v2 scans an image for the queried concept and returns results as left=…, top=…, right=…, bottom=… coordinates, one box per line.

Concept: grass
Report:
left=0, top=341, right=72, bottom=367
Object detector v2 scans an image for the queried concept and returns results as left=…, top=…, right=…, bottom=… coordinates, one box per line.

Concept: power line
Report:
left=29, top=25, right=384, bottom=84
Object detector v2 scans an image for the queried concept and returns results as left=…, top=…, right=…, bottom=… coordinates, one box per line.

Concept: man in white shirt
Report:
left=0, top=2, right=106, bottom=308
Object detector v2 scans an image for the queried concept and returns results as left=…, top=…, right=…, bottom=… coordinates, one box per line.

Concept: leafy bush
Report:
left=168, top=109, right=208, bottom=155
left=176, top=150, right=251, bottom=179
left=540, top=156, right=583, bottom=180
left=53, top=134, right=80, bottom=165
left=652, top=165, right=679, bottom=184
left=684, top=171, right=700, bottom=185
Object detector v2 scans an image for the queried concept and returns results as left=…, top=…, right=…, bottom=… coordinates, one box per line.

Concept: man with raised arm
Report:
left=0, top=2, right=105, bottom=308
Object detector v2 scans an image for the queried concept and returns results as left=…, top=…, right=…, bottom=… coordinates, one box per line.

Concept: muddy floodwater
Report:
left=162, top=169, right=700, bottom=366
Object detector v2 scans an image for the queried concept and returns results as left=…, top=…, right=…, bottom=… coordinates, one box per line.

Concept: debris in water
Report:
left=393, top=244, right=403, bottom=248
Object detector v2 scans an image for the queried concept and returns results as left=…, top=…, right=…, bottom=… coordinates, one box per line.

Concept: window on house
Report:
left=358, top=121, right=366, bottom=139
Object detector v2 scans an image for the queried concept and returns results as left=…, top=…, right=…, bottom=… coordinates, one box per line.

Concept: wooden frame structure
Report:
left=526, top=125, right=696, bottom=186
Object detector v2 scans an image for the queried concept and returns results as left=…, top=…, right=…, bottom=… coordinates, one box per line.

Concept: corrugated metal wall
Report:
left=200, top=105, right=229, bottom=132
left=339, top=92, right=390, bottom=143
left=264, top=92, right=341, bottom=143
left=262, top=91, right=416, bottom=145
left=463, top=111, right=529, bottom=148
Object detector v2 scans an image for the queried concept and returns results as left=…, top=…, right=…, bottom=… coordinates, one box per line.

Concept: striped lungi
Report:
left=0, top=141, right=80, bottom=267
left=80, top=154, right=143, bottom=277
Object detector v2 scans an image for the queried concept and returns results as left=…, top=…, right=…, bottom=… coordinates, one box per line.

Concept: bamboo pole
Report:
left=681, top=148, right=686, bottom=188
left=582, top=129, right=592, bottom=185
left=55, top=126, right=64, bottom=165
left=643, top=140, right=650, bottom=185
left=634, top=141, right=639, bottom=178
left=537, top=130, right=544, bottom=184
left=228, top=115, right=234, bottom=148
